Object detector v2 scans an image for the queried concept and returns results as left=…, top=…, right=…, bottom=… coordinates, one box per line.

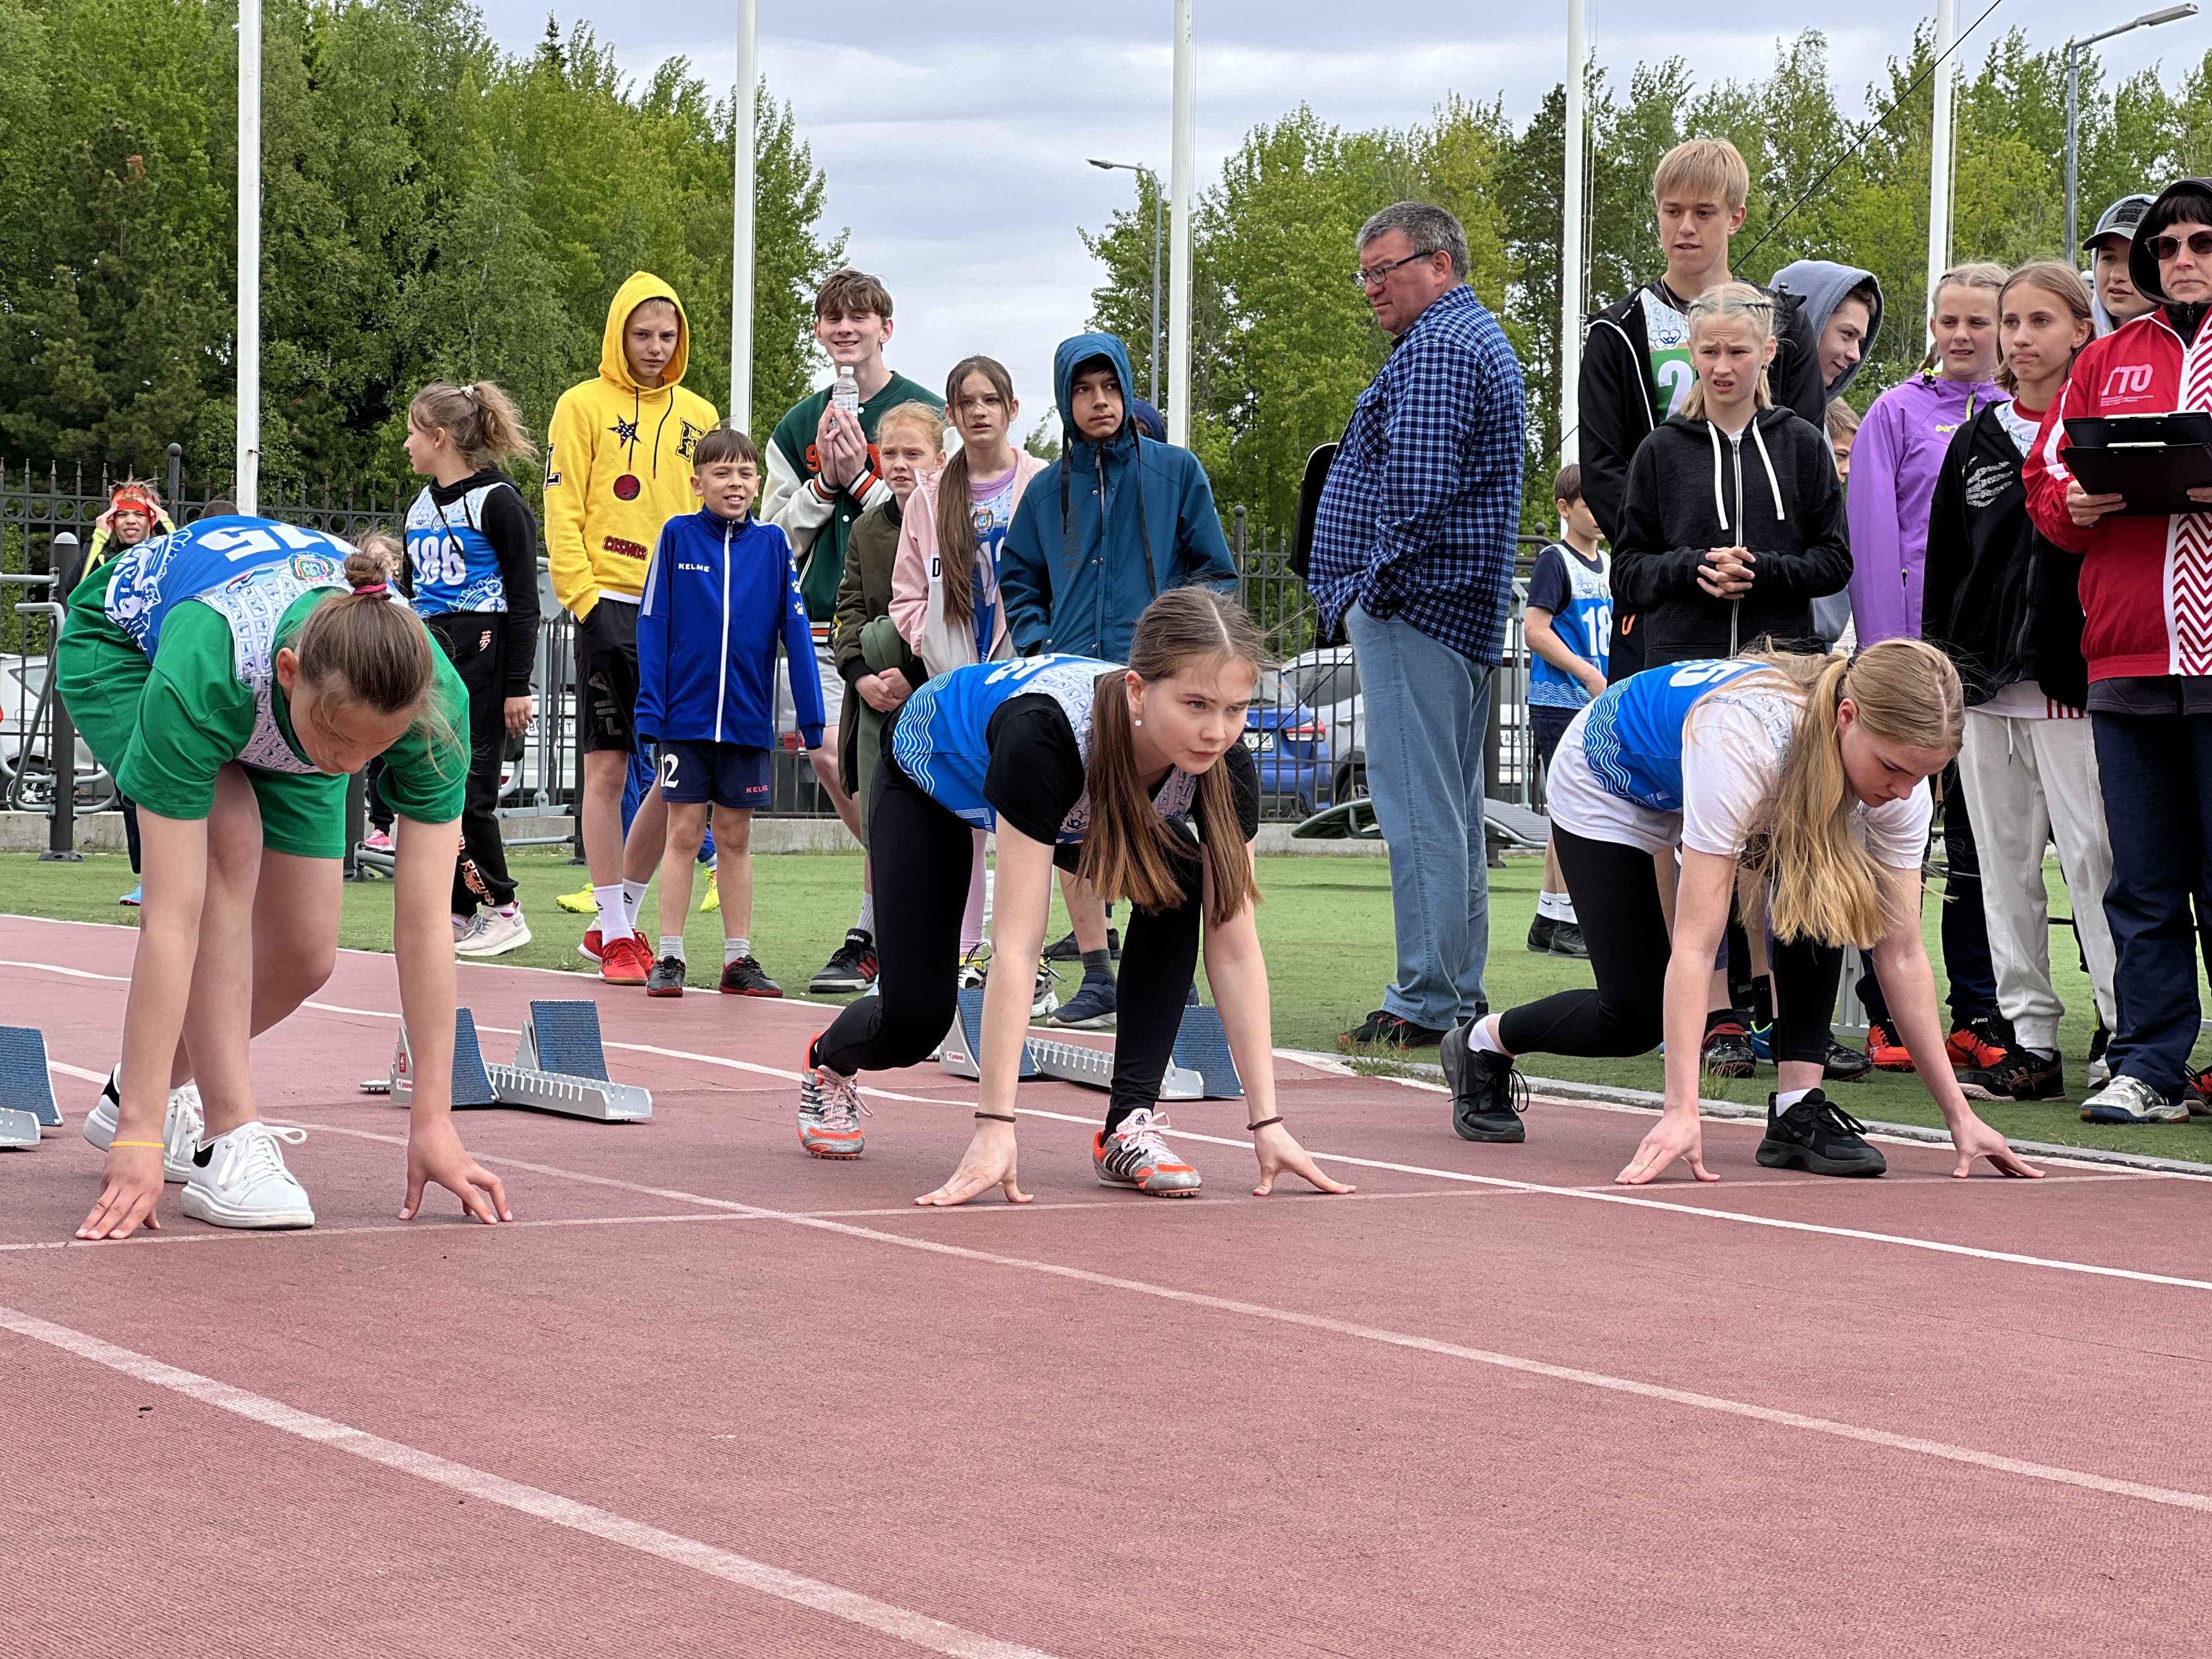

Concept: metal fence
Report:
left=1, top=452, right=1568, bottom=849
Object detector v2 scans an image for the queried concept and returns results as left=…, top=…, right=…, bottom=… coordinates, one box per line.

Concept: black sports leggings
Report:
left=1497, top=827, right=1842, bottom=1065
left=814, top=758, right=1204, bottom=1131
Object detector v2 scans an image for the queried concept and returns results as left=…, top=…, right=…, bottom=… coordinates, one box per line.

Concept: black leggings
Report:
left=814, top=758, right=1204, bottom=1131
left=426, top=612, right=518, bottom=915
left=1497, top=827, right=1842, bottom=1065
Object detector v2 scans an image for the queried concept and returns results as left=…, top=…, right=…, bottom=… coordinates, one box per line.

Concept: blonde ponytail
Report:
left=1740, top=639, right=1963, bottom=948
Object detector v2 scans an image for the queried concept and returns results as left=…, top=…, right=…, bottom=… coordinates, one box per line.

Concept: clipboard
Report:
left=2063, top=411, right=2212, bottom=515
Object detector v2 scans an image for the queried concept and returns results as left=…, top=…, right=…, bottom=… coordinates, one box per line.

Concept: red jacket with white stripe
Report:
left=2023, top=307, right=2212, bottom=681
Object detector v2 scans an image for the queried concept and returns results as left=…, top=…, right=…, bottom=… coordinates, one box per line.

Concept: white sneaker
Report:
left=1031, top=964, right=1058, bottom=1021
left=82, top=1070, right=204, bottom=1183
left=2079, top=1073, right=2189, bottom=1125
left=180, top=1122, right=315, bottom=1228
left=456, top=907, right=532, bottom=957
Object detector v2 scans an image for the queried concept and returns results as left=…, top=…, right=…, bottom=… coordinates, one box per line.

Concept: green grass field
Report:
left=12, top=847, right=2211, bottom=1164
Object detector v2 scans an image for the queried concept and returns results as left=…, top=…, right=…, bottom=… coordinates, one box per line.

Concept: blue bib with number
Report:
left=404, top=481, right=515, bottom=616
left=1577, top=658, right=1768, bottom=812
left=99, top=516, right=357, bottom=658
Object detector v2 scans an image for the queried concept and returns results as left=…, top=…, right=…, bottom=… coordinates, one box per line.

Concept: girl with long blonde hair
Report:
left=798, top=588, right=1352, bottom=1205
left=1444, top=641, right=2042, bottom=1184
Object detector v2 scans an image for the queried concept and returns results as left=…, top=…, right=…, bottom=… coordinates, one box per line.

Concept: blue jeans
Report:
left=1344, top=603, right=1493, bottom=1029
left=2091, top=710, right=2212, bottom=1096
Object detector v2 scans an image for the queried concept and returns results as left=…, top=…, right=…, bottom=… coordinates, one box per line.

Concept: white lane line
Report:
left=0, top=1306, right=1060, bottom=1659
left=106, top=1129, right=2212, bottom=1520
left=20, top=968, right=2211, bottom=1293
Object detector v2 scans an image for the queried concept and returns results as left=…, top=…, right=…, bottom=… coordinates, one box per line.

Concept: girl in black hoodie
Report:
left=1612, top=283, right=1851, bottom=667
left=1922, top=261, right=2117, bottom=1105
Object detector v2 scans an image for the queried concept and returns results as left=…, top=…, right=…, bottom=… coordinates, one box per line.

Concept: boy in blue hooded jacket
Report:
left=997, top=332, right=1238, bottom=1027
left=636, top=428, right=826, bottom=998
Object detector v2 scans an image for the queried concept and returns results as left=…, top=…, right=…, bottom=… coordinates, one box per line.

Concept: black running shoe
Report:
left=1755, top=1089, right=1887, bottom=1177
left=720, top=956, right=785, bottom=997
left=1701, top=1019, right=1758, bottom=1079
left=808, top=928, right=877, bottom=994
left=1338, top=1008, right=1448, bottom=1051
left=1526, top=913, right=1556, bottom=953
left=1822, top=1039, right=1872, bottom=1084
left=1547, top=920, right=1589, bottom=959
left=1441, top=1022, right=1528, bottom=1142
left=646, top=955, right=687, bottom=997
left=1043, top=927, right=1122, bottom=962
left=1958, top=1045, right=2065, bottom=1103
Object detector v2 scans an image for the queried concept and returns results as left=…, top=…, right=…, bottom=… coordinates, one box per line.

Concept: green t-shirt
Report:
left=122, top=589, right=470, bottom=825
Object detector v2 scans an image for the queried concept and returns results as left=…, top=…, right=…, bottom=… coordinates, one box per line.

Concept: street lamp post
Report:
left=2067, top=5, right=2196, bottom=252
left=1090, top=159, right=1163, bottom=409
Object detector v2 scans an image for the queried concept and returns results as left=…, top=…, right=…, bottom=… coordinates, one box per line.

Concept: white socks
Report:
left=1776, top=1087, right=1814, bottom=1111
left=658, top=935, right=685, bottom=962
left=622, top=878, right=649, bottom=918
left=724, top=936, right=752, bottom=965
left=593, top=883, right=631, bottom=942
left=856, top=893, right=876, bottom=936
left=1469, top=1017, right=1507, bottom=1057
left=1537, top=890, right=1577, bottom=922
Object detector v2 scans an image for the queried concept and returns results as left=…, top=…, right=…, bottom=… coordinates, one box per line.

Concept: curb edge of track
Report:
left=1280, top=1049, right=2212, bottom=1180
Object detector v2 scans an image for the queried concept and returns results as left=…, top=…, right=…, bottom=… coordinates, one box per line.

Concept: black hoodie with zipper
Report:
left=1921, top=400, right=2089, bottom=710
left=1611, top=404, right=1849, bottom=666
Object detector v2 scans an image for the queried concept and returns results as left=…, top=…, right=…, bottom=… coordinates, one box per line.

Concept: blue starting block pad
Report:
left=390, top=1009, right=500, bottom=1108
left=0, top=1026, right=64, bottom=1128
left=939, top=986, right=1040, bottom=1081
left=391, top=1003, right=649, bottom=1122
left=1171, top=1001, right=1244, bottom=1099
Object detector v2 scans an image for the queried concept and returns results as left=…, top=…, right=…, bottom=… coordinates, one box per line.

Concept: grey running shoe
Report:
left=798, top=1062, right=870, bottom=1158
left=2080, top=1073, right=2187, bottom=1124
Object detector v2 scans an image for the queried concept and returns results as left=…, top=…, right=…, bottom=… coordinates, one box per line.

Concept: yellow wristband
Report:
left=110, top=1141, right=166, bottom=1149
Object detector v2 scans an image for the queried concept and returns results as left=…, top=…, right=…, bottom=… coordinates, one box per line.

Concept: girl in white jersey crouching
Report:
left=799, top=588, right=1351, bottom=1206
left=1444, top=640, right=2041, bottom=1186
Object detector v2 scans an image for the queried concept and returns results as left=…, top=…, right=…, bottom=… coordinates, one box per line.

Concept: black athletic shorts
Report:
left=574, top=599, right=640, bottom=754
left=1530, top=704, right=1577, bottom=771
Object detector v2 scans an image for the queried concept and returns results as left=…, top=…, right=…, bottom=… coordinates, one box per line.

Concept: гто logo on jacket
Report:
left=2174, top=331, right=2212, bottom=674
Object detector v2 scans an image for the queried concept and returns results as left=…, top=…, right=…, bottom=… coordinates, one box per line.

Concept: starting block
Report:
left=939, top=987, right=1040, bottom=1081
left=0, top=1025, right=64, bottom=1130
left=392, top=1002, right=650, bottom=1122
left=951, top=997, right=1243, bottom=1100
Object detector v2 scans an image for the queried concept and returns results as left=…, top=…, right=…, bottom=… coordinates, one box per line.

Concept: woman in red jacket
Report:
left=2024, top=177, right=2212, bottom=1125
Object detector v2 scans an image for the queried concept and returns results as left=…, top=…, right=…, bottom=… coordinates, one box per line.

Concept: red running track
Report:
left=3, top=911, right=2210, bottom=1657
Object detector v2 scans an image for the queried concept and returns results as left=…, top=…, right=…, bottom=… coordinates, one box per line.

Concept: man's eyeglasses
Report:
left=1352, top=251, right=1437, bottom=290
left=2150, top=229, right=2212, bottom=262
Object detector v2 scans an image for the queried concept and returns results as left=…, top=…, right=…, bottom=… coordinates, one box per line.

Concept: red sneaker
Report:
left=1865, top=1021, right=1915, bottom=1073
left=1945, top=1015, right=2011, bottom=1073
left=578, top=928, right=604, bottom=963
left=599, top=934, right=651, bottom=985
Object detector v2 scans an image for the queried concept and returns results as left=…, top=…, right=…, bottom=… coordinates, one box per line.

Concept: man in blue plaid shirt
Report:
left=1310, top=201, right=1527, bottom=1051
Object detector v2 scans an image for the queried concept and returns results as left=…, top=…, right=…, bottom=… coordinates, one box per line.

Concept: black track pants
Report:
left=426, top=612, right=517, bottom=915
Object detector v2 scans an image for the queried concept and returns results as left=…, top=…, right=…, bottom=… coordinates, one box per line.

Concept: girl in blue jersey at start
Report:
left=1443, top=639, right=2041, bottom=1185
left=799, top=587, right=1352, bottom=1205
left=57, top=516, right=511, bottom=1239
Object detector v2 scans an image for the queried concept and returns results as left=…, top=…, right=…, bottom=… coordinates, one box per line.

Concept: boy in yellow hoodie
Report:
left=545, top=272, right=719, bottom=982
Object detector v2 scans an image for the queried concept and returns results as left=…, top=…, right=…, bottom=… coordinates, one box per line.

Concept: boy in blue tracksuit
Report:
left=636, top=428, right=826, bottom=997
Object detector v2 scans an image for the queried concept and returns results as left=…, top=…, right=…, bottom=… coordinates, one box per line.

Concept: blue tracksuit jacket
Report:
left=636, top=509, right=825, bottom=750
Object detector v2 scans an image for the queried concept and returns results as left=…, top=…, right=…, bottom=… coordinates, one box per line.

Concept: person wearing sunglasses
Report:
left=2025, top=177, right=2212, bottom=1125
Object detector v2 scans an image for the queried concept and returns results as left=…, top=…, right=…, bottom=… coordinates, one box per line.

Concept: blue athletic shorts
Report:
left=656, top=740, right=771, bottom=809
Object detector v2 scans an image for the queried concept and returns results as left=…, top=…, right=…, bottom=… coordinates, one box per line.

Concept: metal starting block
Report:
left=944, top=996, right=1242, bottom=1100
left=391, top=1002, right=650, bottom=1122
left=939, top=987, right=1040, bottom=1080
left=0, top=1107, right=38, bottom=1148
left=0, top=1026, right=64, bottom=1128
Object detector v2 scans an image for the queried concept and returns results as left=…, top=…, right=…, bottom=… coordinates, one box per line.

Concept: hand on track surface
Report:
left=404, top=1118, right=513, bottom=1223
left=916, top=1124, right=1031, bottom=1207
left=1251, top=1124, right=1355, bottom=1197
left=1950, top=1118, right=2042, bottom=1180
left=77, top=1144, right=165, bottom=1239
left=1615, top=1114, right=1718, bottom=1185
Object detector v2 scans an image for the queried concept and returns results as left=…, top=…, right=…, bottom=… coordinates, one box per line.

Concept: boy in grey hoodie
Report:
left=1772, top=259, right=1884, bottom=647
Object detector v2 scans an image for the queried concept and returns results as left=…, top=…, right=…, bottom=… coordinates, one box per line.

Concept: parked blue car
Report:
left=1243, top=669, right=1327, bottom=816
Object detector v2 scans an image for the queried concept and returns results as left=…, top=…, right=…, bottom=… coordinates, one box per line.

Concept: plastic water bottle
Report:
left=833, top=365, right=859, bottom=415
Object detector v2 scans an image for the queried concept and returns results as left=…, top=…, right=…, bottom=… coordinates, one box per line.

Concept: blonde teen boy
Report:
left=1578, top=138, right=1826, bottom=682
left=544, top=273, right=719, bottom=985
left=761, top=269, right=943, bottom=995
left=1524, top=464, right=1610, bottom=960
left=636, top=428, right=824, bottom=998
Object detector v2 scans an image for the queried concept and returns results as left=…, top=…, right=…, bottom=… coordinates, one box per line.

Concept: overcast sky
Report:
left=475, top=1, right=2209, bottom=430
